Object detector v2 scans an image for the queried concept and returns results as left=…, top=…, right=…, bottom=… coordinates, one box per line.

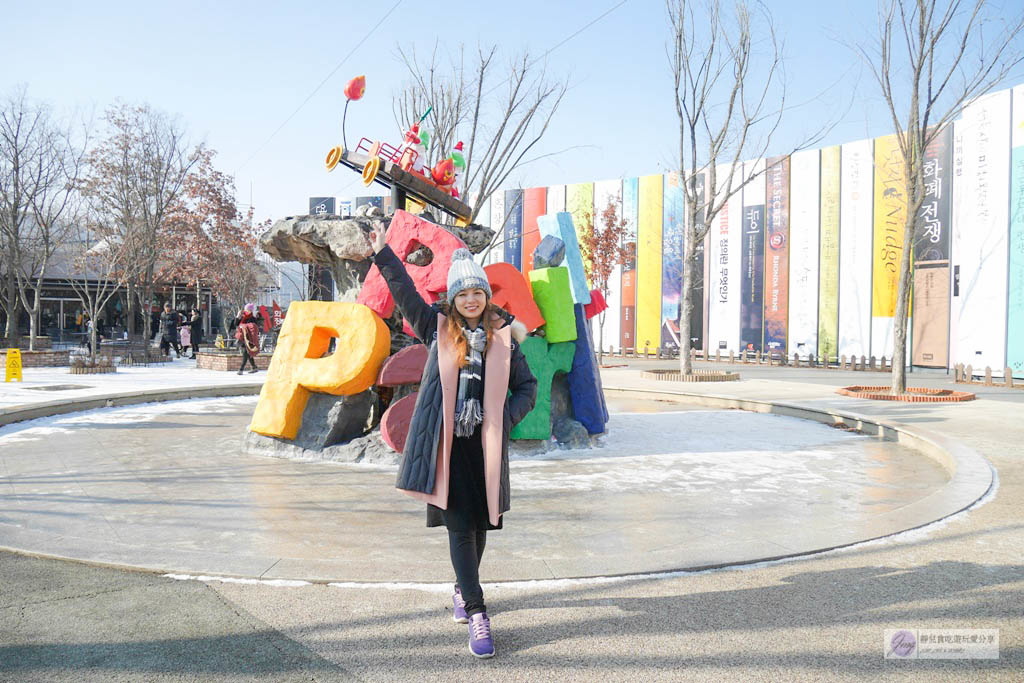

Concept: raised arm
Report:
left=369, top=226, right=438, bottom=343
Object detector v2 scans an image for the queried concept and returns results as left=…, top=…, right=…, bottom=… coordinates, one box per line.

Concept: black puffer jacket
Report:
left=373, top=246, right=536, bottom=520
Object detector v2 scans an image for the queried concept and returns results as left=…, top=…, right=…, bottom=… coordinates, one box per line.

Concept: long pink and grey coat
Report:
left=373, top=245, right=537, bottom=527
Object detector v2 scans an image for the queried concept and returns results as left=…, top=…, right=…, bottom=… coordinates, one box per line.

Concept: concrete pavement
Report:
left=1, top=359, right=1022, bottom=680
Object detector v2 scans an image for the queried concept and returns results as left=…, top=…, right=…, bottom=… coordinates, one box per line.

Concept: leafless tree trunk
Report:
left=0, top=86, right=50, bottom=348
left=858, top=0, right=1023, bottom=393
left=393, top=45, right=568, bottom=224
left=81, top=103, right=200, bottom=357
left=66, top=211, right=133, bottom=363
left=668, top=0, right=827, bottom=374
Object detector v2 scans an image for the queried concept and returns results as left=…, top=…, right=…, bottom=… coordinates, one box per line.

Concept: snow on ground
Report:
left=0, top=355, right=259, bottom=412
left=0, top=395, right=257, bottom=444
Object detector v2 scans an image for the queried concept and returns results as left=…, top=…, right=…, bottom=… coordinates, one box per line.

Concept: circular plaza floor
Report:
left=0, top=395, right=955, bottom=582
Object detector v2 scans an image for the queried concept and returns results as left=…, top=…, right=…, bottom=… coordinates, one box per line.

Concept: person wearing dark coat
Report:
left=370, top=227, right=537, bottom=660
left=158, top=303, right=181, bottom=357
left=188, top=308, right=203, bottom=358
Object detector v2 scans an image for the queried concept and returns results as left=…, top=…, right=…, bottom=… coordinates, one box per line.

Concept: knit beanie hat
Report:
left=446, top=249, right=491, bottom=303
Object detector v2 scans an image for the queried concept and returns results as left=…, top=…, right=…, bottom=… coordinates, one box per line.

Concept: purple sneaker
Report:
left=452, top=586, right=468, bottom=623
left=468, top=612, right=495, bottom=658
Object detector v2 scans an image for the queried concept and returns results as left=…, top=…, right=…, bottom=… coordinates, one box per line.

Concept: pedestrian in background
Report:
left=235, top=304, right=260, bottom=374
left=189, top=308, right=203, bottom=358
left=158, top=303, right=181, bottom=358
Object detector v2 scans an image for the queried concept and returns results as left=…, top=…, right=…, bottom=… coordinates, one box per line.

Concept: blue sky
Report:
left=3, top=0, right=1023, bottom=223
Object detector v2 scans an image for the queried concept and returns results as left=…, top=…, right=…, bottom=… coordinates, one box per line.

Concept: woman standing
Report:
left=234, top=304, right=260, bottom=374
left=370, top=227, right=537, bottom=659
left=187, top=308, right=203, bottom=358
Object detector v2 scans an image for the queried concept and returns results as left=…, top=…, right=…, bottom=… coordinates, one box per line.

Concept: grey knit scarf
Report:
left=454, top=326, right=486, bottom=437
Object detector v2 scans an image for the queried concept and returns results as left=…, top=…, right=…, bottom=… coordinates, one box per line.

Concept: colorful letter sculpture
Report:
left=377, top=343, right=427, bottom=385
left=532, top=234, right=566, bottom=268
left=528, top=266, right=577, bottom=343
left=568, top=304, right=609, bottom=435
left=381, top=393, right=418, bottom=453
left=358, top=210, right=467, bottom=320
left=249, top=301, right=391, bottom=440
left=484, top=262, right=545, bottom=332
left=537, top=212, right=591, bottom=305
left=377, top=343, right=429, bottom=453
left=584, top=289, right=608, bottom=320
left=510, top=336, right=575, bottom=439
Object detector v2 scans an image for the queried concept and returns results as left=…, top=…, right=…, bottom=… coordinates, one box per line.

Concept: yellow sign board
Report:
left=5, top=348, right=22, bottom=382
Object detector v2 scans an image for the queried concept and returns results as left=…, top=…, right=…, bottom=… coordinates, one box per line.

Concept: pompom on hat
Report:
left=244, top=303, right=256, bottom=315
left=446, top=249, right=491, bottom=303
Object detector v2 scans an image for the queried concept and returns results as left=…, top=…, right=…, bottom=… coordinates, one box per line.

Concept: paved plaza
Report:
left=1, top=359, right=1022, bottom=680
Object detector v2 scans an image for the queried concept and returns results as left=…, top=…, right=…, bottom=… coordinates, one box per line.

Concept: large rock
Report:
left=259, top=214, right=386, bottom=301
left=243, top=429, right=399, bottom=465
left=290, top=389, right=377, bottom=450
left=552, top=418, right=591, bottom=449
left=448, top=223, right=495, bottom=254
left=532, top=234, right=565, bottom=268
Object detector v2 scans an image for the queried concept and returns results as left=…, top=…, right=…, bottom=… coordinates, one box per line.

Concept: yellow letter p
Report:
left=248, top=301, right=391, bottom=440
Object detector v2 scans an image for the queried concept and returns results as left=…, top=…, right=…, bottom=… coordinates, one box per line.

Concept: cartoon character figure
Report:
left=397, top=123, right=422, bottom=172
left=430, top=157, right=455, bottom=193
left=451, top=141, right=466, bottom=199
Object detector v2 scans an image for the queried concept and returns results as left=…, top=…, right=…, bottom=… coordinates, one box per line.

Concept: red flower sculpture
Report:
left=344, top=75, right=366, bottom=101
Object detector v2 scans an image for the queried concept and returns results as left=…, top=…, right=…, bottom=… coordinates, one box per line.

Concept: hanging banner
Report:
left=740, top=160, right=766, bottom=352
left=488, top=192, right=505, bottom=266
left=503, top=189, right=524, bottom=270
left=818, top=146, right=841, bottom=360
left=637, top=174, right=664, bottom=353
left=911, top=124, right=953, bottom=368
left=952, top=89, right=1010, bottom=374
left=707, top=165, right=743, bottom=353
left=567, top=182, right=594, bottom=243
left=839, top=139, right=874, bottom=359
left=547, top=185, right=566, bottom=214
left=1009, top=85, right=1024, bottom=377
left=621, top=178, right=639, bottom=350
left=872, top=133, right=907, bottom=359
left=662, top=173, right=684, bottom=350
left=691, top=174, right=707, bottom=354
left=788, top=149, right=820, bottom=359
left=522, top=188, right=547, bottom=276
left=764, top=155, right=791, bottom=355
left=594, top=179, right=623, bottom=351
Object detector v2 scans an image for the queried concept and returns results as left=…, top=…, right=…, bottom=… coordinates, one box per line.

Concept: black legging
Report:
left=239, top=346, right=257, bottom=371
left=448, top=529, right=487, bottom=616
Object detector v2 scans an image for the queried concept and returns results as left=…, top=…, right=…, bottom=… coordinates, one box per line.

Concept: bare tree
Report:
left=81, top=103, right=200, bottom=353
left=0, top=86, right=55, bottom=347
left=858, top=0, right=1024, bottom=393
left=16, top=120, right=85, bottom=350
left=668, top=0, right=827, bottom=374
left=393, top=45, right=568, bottom=224
left=66, top=209, right=133, bottom=363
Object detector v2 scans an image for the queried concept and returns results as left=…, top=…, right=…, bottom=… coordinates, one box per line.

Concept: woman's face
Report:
left=454, top=288, right=487, bottom=323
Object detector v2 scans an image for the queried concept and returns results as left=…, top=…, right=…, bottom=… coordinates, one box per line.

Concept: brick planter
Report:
left=69, top=365, right=117, bottom=375
left=1, top=349, right=70, bottom=367
left=0, top=336, right=52, bottom=350
left=835, top=386, right=976, bottom=402
left=642, top=369, right=741, bottom=382
left=196, top=351, right=272, bottom=372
